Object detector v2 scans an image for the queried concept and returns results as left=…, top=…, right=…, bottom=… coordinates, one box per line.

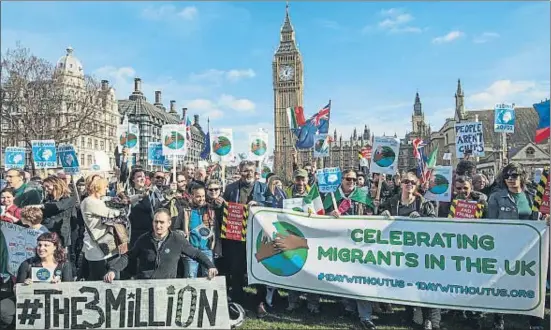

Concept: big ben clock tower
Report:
left=273, top=3, right=305, bottom=180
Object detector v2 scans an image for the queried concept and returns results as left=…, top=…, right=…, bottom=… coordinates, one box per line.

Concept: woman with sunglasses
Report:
left=379, top=170, right=441, bottom=330
left=487, top=163, right=544, bottom=330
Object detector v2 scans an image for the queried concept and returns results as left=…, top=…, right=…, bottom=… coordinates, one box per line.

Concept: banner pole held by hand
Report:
left=331, top=192, right=338, bottom=211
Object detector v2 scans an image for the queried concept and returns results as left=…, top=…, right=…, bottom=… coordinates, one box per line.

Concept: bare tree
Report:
left=1, top=43, right=105, bottom=169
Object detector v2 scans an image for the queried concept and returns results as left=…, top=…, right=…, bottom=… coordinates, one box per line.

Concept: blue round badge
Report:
left=55, top=269, right=62, bottom=277
left=164, top=248, right=170, bottom=254
left=36, top=268, right=51, bottom=281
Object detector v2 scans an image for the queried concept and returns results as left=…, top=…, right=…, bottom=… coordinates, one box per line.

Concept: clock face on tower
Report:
left=278, top=65, right=294, bottom=81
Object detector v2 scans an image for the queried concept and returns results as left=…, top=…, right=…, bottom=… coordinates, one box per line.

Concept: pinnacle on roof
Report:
left=456, top=79, right=463, bottom=96
left=281, top=1, right=293, bottom=33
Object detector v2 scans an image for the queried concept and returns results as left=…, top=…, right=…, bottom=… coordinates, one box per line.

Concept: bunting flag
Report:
left=200, top=132, right=211, bottom=160
left=534, top=100, right=550, bottom=143
left=303, top=184, right=325, bottom=215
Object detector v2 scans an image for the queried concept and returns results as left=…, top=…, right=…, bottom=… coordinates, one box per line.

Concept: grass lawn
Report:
left=238, top=289, right=550, bottom=329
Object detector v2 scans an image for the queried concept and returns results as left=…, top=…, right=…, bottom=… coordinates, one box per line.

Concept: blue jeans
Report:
left=183, top=249, right=213, bottom=278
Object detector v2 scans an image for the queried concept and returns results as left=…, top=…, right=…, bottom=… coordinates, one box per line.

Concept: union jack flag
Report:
left=310, top=103, right=330, bottom=126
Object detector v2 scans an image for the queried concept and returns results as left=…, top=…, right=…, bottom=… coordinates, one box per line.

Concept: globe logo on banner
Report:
left=494, top=103, right=515, bottom=133
left=213, top=136, right=232, bottom=156
left=255, top=221, right=308, bottom=277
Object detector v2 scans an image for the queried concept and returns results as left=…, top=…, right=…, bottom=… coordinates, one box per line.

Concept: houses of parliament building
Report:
left=272, top=4, right=429, bottom=178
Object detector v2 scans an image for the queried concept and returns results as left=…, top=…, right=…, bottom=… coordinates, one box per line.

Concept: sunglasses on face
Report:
left=505, top=174, right=519, bottom=180
left=344, top=177, right=357, bottom=182
left=402, top=179, right=417, bottom=185
left=208, top=188, right=220, bottom=192
left=155, top=176, right=165, bottom=180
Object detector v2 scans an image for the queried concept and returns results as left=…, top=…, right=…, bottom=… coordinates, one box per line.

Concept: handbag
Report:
left=84, top=200, right=130, bottom=257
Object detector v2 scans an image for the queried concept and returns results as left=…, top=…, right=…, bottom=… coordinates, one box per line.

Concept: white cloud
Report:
left=376, top=8, right=422, bottom=34
left=472, top=32, right=500, bottom=44
left=185, top=99, right=224, bottom=120
left=468, top=80, right=550, bottom=108
left=218, top=94, right=256, bottom=112
left=432, top=30, right=465, bottom=44
left=141, top=5, right=198, bottom=21
left=190, top=68, right=256, bottom=84
left=177, top=6, right=198, bottom=21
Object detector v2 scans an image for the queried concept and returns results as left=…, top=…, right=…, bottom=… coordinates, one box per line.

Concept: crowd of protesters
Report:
left=0, top=148, right=549, bottom=330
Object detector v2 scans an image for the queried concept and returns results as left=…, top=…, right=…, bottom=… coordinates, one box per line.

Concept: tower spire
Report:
left=456, top=79, right=463, bottom=96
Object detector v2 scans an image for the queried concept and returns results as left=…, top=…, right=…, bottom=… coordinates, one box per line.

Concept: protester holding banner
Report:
left=379, top=169, right=442, bottom=330
left=182, top=185, right=216, bottom=278
left=104, top=209, right=217, bottom=282
left=5, top=169, right=42, bottom=208
left=439, top=175, right=488, bottom=219
left=284, top=169, right=321, bottom=314
left=0, top=188, right=21, bottom=223
left=29, top=176, right=76, bottom=248
left=488, top=162, right=545, bottom=330
left=324, top=169, right=377, bottom=330
left=16, top=232, right=72, bottom=284
left=222, top=160, right=273, bottom=318
left=205, top=179, right=225, bottom=272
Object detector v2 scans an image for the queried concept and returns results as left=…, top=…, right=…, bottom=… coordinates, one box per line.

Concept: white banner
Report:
left=15, top=277, right=230, bottom=329
left=248, top=131, right=269, bottom=161
left=246, top=207, right=549, bottom=317
left=116, top=120, right=140, bottom=154
left=424, top=166, right=453, bottom=203
left=370, top=136, right=400, bottom=175
left=211, top=129, right=234, bottom=163
left=455, top=122, right=485, bottom=158
left=161, top=124, right=187, bottom=156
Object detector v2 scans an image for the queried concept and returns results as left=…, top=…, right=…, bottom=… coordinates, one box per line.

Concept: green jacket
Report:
left=13, top=183, right=42, bottom=207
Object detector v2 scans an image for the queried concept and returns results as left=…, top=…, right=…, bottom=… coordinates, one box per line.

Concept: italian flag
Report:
left=303, top=184, right=325, bottom=215
left=286, top=106, right=306, bottom=130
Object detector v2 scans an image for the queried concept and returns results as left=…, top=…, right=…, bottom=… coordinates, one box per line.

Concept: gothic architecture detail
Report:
left=273, top=3, right=306, bottom=179
left=398, top=91, right=431, bottom=172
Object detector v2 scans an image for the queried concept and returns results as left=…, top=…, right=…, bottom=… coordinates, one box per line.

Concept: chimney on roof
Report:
left=182, top=108, right=188, bottom=121
left=169, top=100, right=176, bottom=113
left=154, top=91, right=162, bottom=105
left=194, top=114, right=199, bottom=125
left=101, top=80, right=109, bottom=91
left=134, top=78, right=142, bottom=92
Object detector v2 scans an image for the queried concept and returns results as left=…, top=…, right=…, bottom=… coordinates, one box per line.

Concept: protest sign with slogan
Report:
left=147, top=142, right=165, bottom=166
left=448, top=199, right=485, bottom=219
left=31, top=140, right=57, bottom=169
left=57, top=144, right=80, bottom=174
left=370, top=136, right=400, bottom=175
left=4, top=146, right=26, bottom=169
left=247, top=207, right=549, bottom=317
left=533, top=168, right=550, bottom=215
left=423, top=166, right=453, bottom=202
left=248, top=130, right=269, bottom=161
left=15, top=277, right=230, bottom=329
left=211, top=129, right=234, bottom=163
left=315, top=167, right=342, bottom=193
left=161, top=124, right=187, bottom=157
left=117, top=115, right=140, bottom=154
left=91, top=151, right=111, bottom=172
left=313, top=134, right=330, bottom=158
left=455, top=122, right=485, bottom=158
left=494, top=103, right=515, bottom=133
left=221, top=202, right=248, bottom=241
left=0, top=222, right=41, bottom=276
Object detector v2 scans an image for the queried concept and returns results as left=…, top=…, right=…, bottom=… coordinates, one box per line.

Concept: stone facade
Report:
left=0, top=46, right=120, bottom=172
left=326, top=125, right=373, bottom=170
left=428, top=79, right=548, bottom=174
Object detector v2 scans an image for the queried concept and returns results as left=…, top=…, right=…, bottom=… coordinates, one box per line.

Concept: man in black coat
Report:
left=104, top=208, right=216, bottom=281
left=222, top=160, right=273, bottom=318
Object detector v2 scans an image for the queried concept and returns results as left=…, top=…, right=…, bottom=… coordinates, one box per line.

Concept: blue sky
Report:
left=2, top=1, right=549, bottom=155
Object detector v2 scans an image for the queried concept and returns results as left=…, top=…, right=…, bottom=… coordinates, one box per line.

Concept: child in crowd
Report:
left=20, top=207, right=49, bottom=235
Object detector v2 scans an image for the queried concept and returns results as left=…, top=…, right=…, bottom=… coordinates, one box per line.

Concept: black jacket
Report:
left=16, top=257, right=73, bottom=283
left=438, top=191, right=489, bottom=218
left=42, top=195, right=77, bottom=247
left=380, top=194, right=436, bottom=217
left=109, top=230, right=215, bottom=279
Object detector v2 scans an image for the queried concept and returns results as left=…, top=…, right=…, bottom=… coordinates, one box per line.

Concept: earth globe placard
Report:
left=373, top=146, right=396, bottom=168
left=429, top=174, right=450, bottom=195
left=120, top=133, right=138, bottom=148
left=213, top=136, right=232, bottom=156
left=314, top=138, right=325, bottom=152
left=164, top=132, right=185, bottom=150
left=261, top=166, right=271, bottom=178
left=250, top=139, right=267, bottom=156
left=255, top=221, right=308, bottom=277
